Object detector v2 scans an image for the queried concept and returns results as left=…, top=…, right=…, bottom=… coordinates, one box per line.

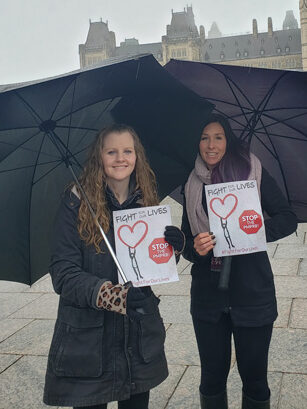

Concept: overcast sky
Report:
left=0, top=0, right=300, bottom=84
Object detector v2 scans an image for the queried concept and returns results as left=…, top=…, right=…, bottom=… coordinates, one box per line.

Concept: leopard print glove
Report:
left=96, top=281, right=128, bottom=315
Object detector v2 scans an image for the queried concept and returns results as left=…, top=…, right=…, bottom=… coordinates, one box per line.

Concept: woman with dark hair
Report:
left=164, top=113, right=297, bottom=409
left=44, top=124, right=168, bottom=409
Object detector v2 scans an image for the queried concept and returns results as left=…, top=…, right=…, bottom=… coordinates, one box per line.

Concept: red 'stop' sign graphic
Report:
left=239, top=210, right=263, bottom=234
left=149, top=238, right=173, bottom=264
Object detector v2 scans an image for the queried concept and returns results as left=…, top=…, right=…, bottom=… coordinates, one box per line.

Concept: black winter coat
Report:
left=43, top=188, right=168, bottom=407
left=182, top=168, right=297, bottom=327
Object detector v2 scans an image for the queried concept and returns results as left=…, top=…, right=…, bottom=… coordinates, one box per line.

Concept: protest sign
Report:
left=113, top=205, right=179, bottom=287
left=205, top=180, right=267, bottom=257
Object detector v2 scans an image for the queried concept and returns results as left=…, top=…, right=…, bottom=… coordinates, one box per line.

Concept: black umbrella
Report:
left=0, top=54, right=212, bottom=285
left=165, top=59, right=307, bottom=222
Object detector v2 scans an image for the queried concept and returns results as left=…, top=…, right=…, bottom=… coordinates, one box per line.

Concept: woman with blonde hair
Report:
left=44, top=124, right=168, bottom=409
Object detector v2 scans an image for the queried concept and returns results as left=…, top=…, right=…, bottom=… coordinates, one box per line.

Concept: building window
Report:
left=220, top=52, right=225, bottom=59
left=157, top=52, right=162, bottom=59
left=274, top=37, right=278, bottom=43
left=285, top=46, right=290, bottom=53
left=289, top=35, right=292, bottom=41
left=260, top=49, right=265, bottom=56
left=244, top=50, right=248, bottom=57
left=236, top=51, right=241, bottom=58
left=171, top=50, right=176, bottom=57
left=182, top=48, right=187, bottom=57
left=209, top=44, right=213, bottom=49
left=177, top=49, right=182, bottom=57
left=277, top=47, right=281, bottom=53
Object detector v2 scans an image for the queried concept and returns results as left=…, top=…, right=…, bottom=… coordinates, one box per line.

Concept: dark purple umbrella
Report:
left=165, top=59, right=307, bottom=222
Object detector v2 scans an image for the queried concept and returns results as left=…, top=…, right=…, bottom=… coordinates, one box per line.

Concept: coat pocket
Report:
left=52, top=306, right=105, bottom=378
left=138, top=302, right=166, bottom=363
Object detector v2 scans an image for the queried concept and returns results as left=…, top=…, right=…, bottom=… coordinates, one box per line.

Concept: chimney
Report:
left=268, top=17, right=273, bottom=36
left=253, top=19, right=258, bottom=37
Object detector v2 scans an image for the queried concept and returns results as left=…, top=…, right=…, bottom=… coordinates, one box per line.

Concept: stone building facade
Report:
left=79, top=3, right=306, bottom=71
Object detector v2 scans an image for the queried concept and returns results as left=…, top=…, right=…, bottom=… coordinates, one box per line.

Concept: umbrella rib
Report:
left=258, top=116, right=290, bottom=202
left=212, top=107, right=249, bottom=130
left=264, top=107, right=307, bottom=112
left=257, top=112, right=307, bottom=140
left=66, top=79, right=78, bottom=156
left=14, top=91, right=44, bottom=124
left=56, top=125, right=98, bottom=132
left=207, top=64, right=256, bottom=109
left=27, top=133, right=48, bottom=282
left=32, top=160, right=64, bottom=185
left=70, top=98, right=118, bottom=151
left=206, top=97, right=254, bottom=111
left=0, top=130, right=48, bottom=163
left=0, top=159, right=62, bottom=174
left=50, top=77, right=77, bottom=120
left=250, top=130, right=306, bottom=142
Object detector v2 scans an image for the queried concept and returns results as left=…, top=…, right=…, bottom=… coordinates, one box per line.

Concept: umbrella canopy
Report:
left=0, top=54, right=213, bottom=285
left=165, top=59, right=307, bottom=222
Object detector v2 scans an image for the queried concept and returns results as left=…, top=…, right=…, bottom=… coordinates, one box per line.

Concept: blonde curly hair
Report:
left=76, top=124, right=159, bottom=252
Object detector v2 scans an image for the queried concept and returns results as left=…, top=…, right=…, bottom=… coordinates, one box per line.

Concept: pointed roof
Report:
left=85, top=21, right=114, bottom=48
left=283, top=10, right=298, bottom=30
left=208, top=22, right=222, bottom=38
left=167, top=6, right=199, bottom=38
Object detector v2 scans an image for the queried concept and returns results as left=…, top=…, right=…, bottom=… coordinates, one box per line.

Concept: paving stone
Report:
left=180, top=263, right=192, bottom=275
left=274, top=276, right=307, bottom=298
left=0, top=355, right=49, bottom=409
left=166, top=365, right=200, bottom=409
left=297, top=223, right=307, bottom=233
left=274, top=298, right=292, bottom=328
left=177, top=257, right=191, bottom=274
left=0, top=292, right=42, bottom=320
left=0, top=281, right=29, bottom=292
left=0, top=318, right=33, bottom=342
left=270, top=259, right=300, bottom=276
left=279, top=373, right=307, bottom=409
left=150, top=364, right=187, bottom=409
left=10, top=293, right=59, bottom=319
left=227, top=365, right=282, bottom=409
left=268, top=328, right=307, bottom=373
left=154, top=275, right=191, bottom=296
left=267, top=243, right=277, bottom=258
left=275, top=231, right=305, bottom=245
left=298, top=258, right=307, bottom=276
left=165, top=324, right=200, bottom=366
left=0, top=319, right=55, bottom=356
left=0, top=354, right=22, bottom=373
left=274, top=244, right=307, bottom=259
left=289, top=299, right=307, bottom=329
left=25, top=275, right=55, bottom=293
left=159, top=296, right=191, bottom=324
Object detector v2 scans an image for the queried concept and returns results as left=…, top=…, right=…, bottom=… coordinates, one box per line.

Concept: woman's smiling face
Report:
left=199, top=122, right=227, bottom=169
left=101, top=131, right=136, bottom=184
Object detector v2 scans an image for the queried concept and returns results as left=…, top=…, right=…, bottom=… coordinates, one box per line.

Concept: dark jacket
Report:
left=182, top=168, right=297, bottom=327
left=43, top=188, right=168, bottom=407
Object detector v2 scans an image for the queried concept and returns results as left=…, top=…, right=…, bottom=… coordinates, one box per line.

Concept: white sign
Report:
left=205, top=180, right=267, bottom=257
left=113, top=205, right=179, bottom=287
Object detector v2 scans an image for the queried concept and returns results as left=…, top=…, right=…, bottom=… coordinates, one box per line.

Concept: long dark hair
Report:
left=201, top=113, right=251, bottom=184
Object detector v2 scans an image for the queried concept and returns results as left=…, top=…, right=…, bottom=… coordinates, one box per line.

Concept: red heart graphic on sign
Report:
left=117, top=221, right=148, bottom=249
left=209, top=194, right=238, bottom=220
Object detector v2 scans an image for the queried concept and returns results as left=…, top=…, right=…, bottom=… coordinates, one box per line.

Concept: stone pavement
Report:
left=0, top=197, right=307, bottom=409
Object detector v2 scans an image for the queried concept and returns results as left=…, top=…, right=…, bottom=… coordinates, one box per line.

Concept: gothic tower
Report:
left=300, top=0, right=307, bottom=70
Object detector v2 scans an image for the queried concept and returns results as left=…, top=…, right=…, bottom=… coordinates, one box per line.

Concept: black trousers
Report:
left=74, top=390, right=150, bottom=409
left=192, top=312, right=273, bottom=401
